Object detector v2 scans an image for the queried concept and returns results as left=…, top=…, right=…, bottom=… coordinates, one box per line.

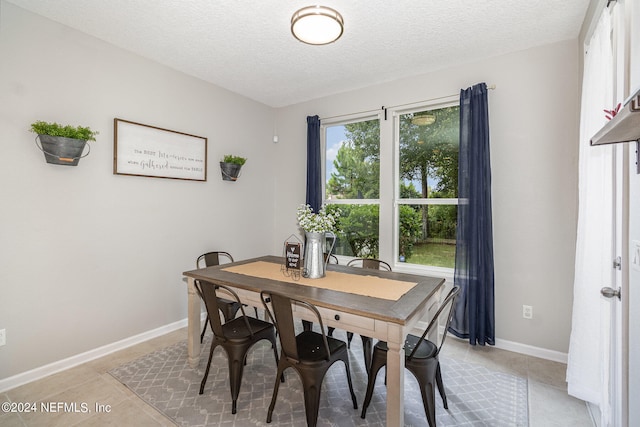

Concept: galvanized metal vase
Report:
left=302, top=231, right=336, bottom=279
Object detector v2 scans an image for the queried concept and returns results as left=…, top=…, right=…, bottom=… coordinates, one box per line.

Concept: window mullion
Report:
left=378, top=110, right=395, bottom=264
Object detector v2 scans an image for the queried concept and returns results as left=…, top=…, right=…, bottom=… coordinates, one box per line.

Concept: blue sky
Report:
left=325, top=125, right=346, bottom=182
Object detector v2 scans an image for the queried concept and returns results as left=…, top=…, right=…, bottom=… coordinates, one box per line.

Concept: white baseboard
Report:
left=493, top=337, right=568, bottom=364
left=0, top=318, right=189, bottom=393
left=412, top=322, right=568, bottom=364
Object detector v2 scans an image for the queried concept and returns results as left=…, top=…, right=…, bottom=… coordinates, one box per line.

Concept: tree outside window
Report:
left=325, top=119, right=379, bottom=257
left=398, top=106, right=459, bottom=267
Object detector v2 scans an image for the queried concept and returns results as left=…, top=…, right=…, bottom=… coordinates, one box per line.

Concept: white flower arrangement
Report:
left=296, top=204, right=339, bottom=233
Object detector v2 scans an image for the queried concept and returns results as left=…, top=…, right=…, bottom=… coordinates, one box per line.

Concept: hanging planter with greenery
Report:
left=30, top=120, right=98, bottom=166
left=219, top=154, right=247, bottom=181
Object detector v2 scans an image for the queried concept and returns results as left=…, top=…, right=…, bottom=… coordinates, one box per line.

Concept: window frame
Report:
left=392, top=98, right=460, bottom=275
left=320, top=97, right=460, bottom=277
left=322, top=112, right=383, bottom=262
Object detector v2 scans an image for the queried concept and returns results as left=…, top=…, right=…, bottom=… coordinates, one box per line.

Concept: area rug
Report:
left=109, top=332, right=528, bottom=426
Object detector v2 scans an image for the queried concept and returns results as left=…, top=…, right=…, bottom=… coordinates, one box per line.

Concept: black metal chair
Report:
left=303, top=253, right=339, bottom=333
left=346, top=257, right=392, bottom=271
left=196, top=251, right=257, bottom=342
left=261, top=290, right=358, bottom=427
left=325, top=253, right=339, bottom=265
left=360, top=285, right=461, bottom=426
left=340, top=258, right=392, bottom=373
left=196, top=281, right=279, bottom=414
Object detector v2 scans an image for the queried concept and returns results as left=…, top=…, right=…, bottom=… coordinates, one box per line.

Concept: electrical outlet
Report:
left=522, top=305, right=533, bottom=319
left=0, top=329, right=5, bottom=346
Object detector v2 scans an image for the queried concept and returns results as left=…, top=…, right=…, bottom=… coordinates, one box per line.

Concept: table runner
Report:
left=222, top=260, right=417, bottom=301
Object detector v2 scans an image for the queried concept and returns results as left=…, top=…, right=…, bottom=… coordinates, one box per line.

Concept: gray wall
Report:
left=0, top=2, right=277, bottom=380
left=272, top=40, right=580, bottom=355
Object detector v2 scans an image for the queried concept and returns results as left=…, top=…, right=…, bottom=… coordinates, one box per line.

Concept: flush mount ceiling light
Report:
left=291, top=5, right=344, bottom=45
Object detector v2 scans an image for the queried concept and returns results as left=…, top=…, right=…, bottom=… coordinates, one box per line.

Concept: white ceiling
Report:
left=7, top=0, right=590, bottom=107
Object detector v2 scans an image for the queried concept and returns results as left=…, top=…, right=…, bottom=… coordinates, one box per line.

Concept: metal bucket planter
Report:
left=219, top=162, right=242, bottom=181
left=36, top=135, right=90, bottom=166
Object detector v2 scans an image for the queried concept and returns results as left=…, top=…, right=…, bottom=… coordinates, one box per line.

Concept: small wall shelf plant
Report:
left=30, top=120, right=98, bottom=166
left=219, top=154, right=247, bottom=181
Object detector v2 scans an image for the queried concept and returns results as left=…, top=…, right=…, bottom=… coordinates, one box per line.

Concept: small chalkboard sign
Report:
left=281, top=234, right=303, bottom=280
left=285, top=242, right=301, bottom=270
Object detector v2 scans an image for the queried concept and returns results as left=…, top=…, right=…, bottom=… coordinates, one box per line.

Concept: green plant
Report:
left=222, top=154, right=247, bottom=166
left=30, top=120, right=99, bottom=141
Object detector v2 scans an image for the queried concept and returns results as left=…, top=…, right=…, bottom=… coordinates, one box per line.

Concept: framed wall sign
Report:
left=114, top=118, right=207, bottom=181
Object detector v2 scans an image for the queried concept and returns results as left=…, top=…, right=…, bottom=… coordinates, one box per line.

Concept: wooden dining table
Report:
left=182, top=255, right=444, bottom=427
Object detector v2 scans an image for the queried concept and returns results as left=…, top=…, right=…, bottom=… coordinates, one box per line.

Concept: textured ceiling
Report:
left=6, top=0, right=590, bottom=107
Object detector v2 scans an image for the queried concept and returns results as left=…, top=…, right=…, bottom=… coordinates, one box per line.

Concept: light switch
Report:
left=633, top=240, right=640, bottom=271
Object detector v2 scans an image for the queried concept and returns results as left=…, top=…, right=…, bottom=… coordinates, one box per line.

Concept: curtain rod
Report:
left=320, top=84, right=496, bottom=121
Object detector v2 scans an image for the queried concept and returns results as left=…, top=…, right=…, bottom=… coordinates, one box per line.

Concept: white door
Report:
left=602, top=3, right=632, bottom=424
left=599, top=144, right=628, bottom=426
left=626, top=3, right=640, bottom=425
left=628, top=144, right=640, bottom=427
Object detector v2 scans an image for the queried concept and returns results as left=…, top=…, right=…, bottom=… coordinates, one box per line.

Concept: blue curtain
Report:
left=448, top=83, right=495, bottom=346
left=301, top=115, right=321, bottom=332
left=305, top=115, right=322, bottom=212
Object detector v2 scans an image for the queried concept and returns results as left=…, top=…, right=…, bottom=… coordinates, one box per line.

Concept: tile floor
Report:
left=1, top=328, right=594, bottom=426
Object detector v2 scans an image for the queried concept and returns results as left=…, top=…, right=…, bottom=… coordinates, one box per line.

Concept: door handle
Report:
left=600, top=287, right=621, bottom=300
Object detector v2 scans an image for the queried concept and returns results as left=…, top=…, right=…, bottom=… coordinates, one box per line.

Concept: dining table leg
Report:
left=186, top=277, right=201, bottom=368
left=385, top=324, right=405, bottom=427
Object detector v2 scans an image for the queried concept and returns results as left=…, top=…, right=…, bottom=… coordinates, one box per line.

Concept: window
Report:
left=322, top=100, right=459, bottom=271
left=324, top=118, right=380, bottom=257
left=396, top=105, right=460, bottom=268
